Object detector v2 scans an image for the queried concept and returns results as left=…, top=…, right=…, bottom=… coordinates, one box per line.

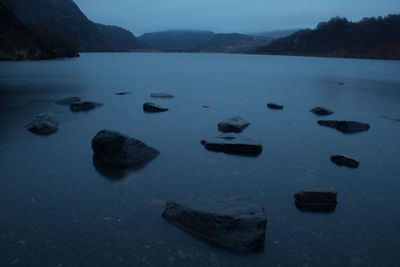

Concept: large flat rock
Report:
left=310, top=107, right=334, bottom=116
left=201, top=135, right=262, bottom=156
left=150, top=93, right=174, bottom=98
left=218, top=116, right=250, bottom=133
left=70, top=101, right=103, bottom=112
left=143, top=102, right=168, bottom=113
left=92, top=130, right=159, bottom=169
left=267, top=103, right=284, bottom=110
left=294, top=189, right=338, bottom=212
left=317, top=120, right=370, bottom=134
left=162, top=195, right=267, bottom=252
left=331, top=155, right=359, bottom=168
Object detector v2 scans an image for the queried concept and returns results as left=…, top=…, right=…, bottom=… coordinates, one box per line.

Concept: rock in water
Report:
left=25, top=113, right=59, bottom=135
left=317, top=120, right=370, bottom=134
left=55, top=97, right=81, bottom=106
left=70, top=101, right=103, bottom=112
left=294, top=189, right=337, bottom=212
left=331, top=155, right=359, bottom=168
left=267, top=103, right=284, bottom=110
left=115, top=92, right=132, bottom=95
left=143, top=102, right=168, bottom=112
left=217, top=116, right=250, bottom=133
left=150, top=93, right=174, bottom=98
left=92, top=130, right=160, bottom=169
left=201, top=135, right=262, bottom=156
left=310, top=107, right=334, bottom=116
left=162, top=196, right=267, bottom=252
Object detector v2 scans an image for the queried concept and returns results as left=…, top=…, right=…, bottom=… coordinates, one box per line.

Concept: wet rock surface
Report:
left=25, top=113, right=59, bottom=135
left=92, top=130, right=160, bottom=169
left=310, top=107, right=334, bottom=116
left=331, top=155, right=359, bottom=168
left=294, top=189, right=338, bottom=212
left=143, top=102, right=168, bottom=112
left=317, top=120, right=370, bottom=134
left=201, top=135, right=262, bottom=156
left=70, top=101, right=103, bottom=112
left=267, top=103, right=284, bottom=110
left=55, top=97, right=81, bottom=106
left=162, top=195, right=267, bottom=252
left=150, top=93, right=174, bottom=98
left=218, top=116, right=250, bottom=133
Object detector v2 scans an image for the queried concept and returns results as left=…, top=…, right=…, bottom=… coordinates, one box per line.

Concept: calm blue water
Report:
left=0, top=53, right=400, bottom=266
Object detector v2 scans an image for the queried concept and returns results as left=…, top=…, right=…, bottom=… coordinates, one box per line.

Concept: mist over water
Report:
left=0, top=53, right=400, bottom=266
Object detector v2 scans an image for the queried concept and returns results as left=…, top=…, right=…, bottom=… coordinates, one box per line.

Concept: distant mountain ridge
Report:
left=1, top=0, right=143, bottom=52
left=255, top=15, right=400, bottom=60
left=252, top=29, right=301, bottom=39
left=138, top=30, right=273, bottom=53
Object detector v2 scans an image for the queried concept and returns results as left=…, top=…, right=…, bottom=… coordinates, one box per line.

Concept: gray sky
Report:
left=74, top=0, right=400, bottom=35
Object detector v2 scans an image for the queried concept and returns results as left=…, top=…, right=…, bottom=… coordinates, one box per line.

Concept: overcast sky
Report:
left=74, top=0, right=400, bottom=35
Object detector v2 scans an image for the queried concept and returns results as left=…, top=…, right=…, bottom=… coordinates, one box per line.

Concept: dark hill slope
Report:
left=0, top=4, right=78, bottom=60
left=1, top=0, right=142, bottom=52
left=255, top=15, right=400, bottom=60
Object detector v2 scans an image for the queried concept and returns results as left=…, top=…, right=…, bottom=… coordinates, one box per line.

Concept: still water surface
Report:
left=0, top=53, right=400, bottom=266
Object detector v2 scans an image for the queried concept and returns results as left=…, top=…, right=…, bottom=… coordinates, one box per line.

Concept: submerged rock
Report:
left=92, top=130, right=160, bottom=169
left=201, top=135, right=262, bottom=156
left=317, top=120, right=370, bottom=134
left=55, top=97, right=81, bottom=106
left=150, top=93, right=174, bottom=98
left=202, top=105, right=211, bottom=108
left=162, top=195, right=267, bottom=252
left=378, top=115, right=400, bottom=123
left=267, top=103, right=284, bottom=110
left=310, top=107, right=334, bottom=116
left=331, top=155, right=359, bottom=168
left=294, top=189, right=337, bottom=212
left=143, top=102, right=168, bottom=113
left=25, top=113, right=59, bottom=135
left=70, top=101, right=103, bottom=112
left=218, top=116, right=250, bottom=133
left=115, top=91, right=132, bottom=95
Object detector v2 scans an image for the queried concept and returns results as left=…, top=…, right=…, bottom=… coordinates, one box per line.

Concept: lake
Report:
left=0, top=53, right=400, bottom=266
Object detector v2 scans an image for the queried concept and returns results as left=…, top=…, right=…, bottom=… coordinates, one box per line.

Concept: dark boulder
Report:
left=317, top=120, right=370, bottom=134
left=150, top=93, right=174, bottom=98
left=25, top=113, right=59, bottom=135
left=201, top=135, right=262, bottom=156
left=143, top=102, right=168, bottom=113
left=218, top=116, right=250, bottom=133
left=331, top=155, right=359, bottom=168
left=70, top=101, right=103, bottom=112
left=55, top=97, right=81, bottom=106
left=267, top=103, right=284, bottom=110
left=92, top=130, right=160, bottom=169
left=294, top=189, right=337, bottom=212
left=162, top=195, right=267, bottom=252
left=310, top=107, right=334, bottom=116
